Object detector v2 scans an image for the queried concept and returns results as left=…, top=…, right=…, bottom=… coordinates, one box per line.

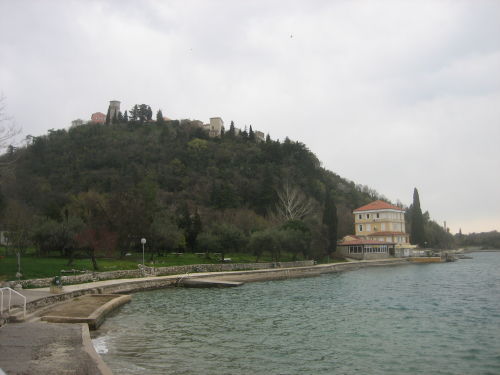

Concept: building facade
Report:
left=206, top=117, right=224, bottom=137
left=108, top=100, right=121, bottom=121
left=353, top=200, right=410, bottom=245
left=337, top=200, right=415, bottom=259
left=70, top=119, right=85, bottom=128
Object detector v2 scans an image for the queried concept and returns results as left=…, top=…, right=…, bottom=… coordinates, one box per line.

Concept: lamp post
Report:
left=141, top=238, right=146, bottom=266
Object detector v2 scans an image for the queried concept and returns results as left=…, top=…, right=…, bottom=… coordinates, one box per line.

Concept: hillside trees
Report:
left=2, top=117, right=389, bottom=262
left=323, top=190, right=338, bottom=256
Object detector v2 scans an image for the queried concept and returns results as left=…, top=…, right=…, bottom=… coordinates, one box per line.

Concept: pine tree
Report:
left=323, top=190, right=338, bottom=255
left=117, top=111, right=124, bottom=123
left=112, top=112, right=118, bottom=124
left=146, top=106, right=153, bottom=121
left=410, top=188, right=425, bottom=247
left=123, top=110, right=129, bottom=123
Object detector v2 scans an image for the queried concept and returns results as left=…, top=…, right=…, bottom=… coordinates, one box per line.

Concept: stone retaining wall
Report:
left=21, top=259, right=408, bottom=313
left=8, top=260, right=315, bottom=289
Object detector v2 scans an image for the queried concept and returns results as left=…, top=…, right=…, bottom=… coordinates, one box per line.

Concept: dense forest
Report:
left=0, top=111, right=457, bottom=268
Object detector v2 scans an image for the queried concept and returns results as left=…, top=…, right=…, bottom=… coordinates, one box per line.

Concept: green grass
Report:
left=0, top=251, right=309, bottom=281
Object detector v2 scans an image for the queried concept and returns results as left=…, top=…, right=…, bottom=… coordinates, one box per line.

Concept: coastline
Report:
left=1, top=258, right=410, bottom=375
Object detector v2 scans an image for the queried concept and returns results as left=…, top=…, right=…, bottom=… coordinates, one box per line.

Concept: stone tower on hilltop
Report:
left=108, top=100, right=121, bottom=121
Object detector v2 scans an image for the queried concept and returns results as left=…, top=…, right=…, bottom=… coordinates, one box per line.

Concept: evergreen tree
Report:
left=241, top=126, right=248, bottom=139
left=105, top=107, right=111, bottom=125
left=227, top=121, right=236, bottom=137
left=156, top=110, right=164, bottom=124
left=410, top=188, right=425, bottom=247
left=265, top=134, right=271, bottom=143
left=249, top=125, right=255, bottom=141
left=146, top=106, right=153, bottom=121
left=117, top=111, right=124, bottom=123
left=123, top=110, right=129, bottom=123
left=130, top=105, right=139, bottom=122
left=112, top=112, right=118, bottom=124
left=323, top=190, right=338, bottom=255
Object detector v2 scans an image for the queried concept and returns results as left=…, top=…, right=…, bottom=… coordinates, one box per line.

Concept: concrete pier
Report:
left=178, top=278, right=244, bottom=288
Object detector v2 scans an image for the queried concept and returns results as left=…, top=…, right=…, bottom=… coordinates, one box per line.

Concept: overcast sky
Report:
left=1, top=0, right=499, bottom=234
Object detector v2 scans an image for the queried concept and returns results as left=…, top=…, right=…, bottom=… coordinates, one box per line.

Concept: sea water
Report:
left=94, top=252, right=500, bottom=374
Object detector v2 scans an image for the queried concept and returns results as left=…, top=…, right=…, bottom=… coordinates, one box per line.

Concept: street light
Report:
left=141, top=238, right=146, bottom=266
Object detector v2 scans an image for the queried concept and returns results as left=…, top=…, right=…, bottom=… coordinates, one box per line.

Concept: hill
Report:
left=0, top=118, right=391, bottom=266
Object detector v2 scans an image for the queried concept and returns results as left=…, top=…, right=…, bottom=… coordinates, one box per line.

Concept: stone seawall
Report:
left=9, top=260, right=315, bottom=289
left=22, top=258, right=408, bottom=313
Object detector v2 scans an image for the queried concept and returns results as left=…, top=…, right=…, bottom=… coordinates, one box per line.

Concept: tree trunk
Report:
left=66, top=248, right=74, bottom=266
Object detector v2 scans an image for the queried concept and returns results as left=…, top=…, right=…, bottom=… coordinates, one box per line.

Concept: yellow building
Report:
left=337, top=200, right=414, bottom=259
left=353, top=200, right=410, bottom=245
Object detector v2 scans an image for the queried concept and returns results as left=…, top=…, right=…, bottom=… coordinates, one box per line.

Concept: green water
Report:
left=94, top=252, right=500, bottom=374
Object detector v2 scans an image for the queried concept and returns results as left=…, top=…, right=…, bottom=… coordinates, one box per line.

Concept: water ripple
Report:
left=97, top=252, right=500, bottom=375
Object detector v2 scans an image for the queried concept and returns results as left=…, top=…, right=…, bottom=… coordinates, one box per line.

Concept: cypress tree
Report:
left=105, top=107, right=111, bottom=125
left=410, top=188, right=425, bottom=247
left=249, top=125, right=255, bottom=141
left=156, top=109, right=164, bottom=124
left=323, top=190, right=338, bottom=255
left=123, top=110, right=129, bottom=123
left=228, top=121, right=235, bottom=137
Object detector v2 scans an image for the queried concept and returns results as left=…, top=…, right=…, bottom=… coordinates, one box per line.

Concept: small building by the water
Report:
left=337, top=200, right=416, bottom=259
left=337, top=235, right=395, bottom=260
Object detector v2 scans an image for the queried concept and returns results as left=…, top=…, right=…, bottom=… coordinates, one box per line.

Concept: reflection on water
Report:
left=96, top=252, right=500, bottom=375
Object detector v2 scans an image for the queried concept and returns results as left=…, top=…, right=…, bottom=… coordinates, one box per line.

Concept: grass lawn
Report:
left=0, top=251, right=309, bottom=281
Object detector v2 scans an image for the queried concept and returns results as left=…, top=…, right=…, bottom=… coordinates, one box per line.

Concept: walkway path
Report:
left=0, top=322, right=112, bottom=375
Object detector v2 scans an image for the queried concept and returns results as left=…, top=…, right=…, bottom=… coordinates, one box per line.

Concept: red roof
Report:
left=353, top=200, right=403, bottom=212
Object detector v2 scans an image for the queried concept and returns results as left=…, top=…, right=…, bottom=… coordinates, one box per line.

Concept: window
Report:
left=376, top=213, right=380, bottom=218
left=359, top=224, right=363, bottom=232
left=367, top=214, right=370, bottom=219
left=359, top=214, right=362, bottom=219
left=366, top=224, right=371, bottom=232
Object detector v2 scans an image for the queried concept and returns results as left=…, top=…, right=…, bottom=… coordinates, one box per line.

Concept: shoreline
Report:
left=1, top=258, right=411, bottom=375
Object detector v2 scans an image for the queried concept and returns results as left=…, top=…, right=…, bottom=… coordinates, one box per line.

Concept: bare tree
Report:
left=275, top=181, right=314, bottom=221
left=0, top=95, right=22, bottom=165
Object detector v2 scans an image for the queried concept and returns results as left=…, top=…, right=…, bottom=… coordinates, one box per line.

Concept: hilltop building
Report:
left=203, top=117, right=224, bottom=137
left=108, top=100, right=121, bottom=121
left=70, top=119, right=85, bottom=128
left=91, top=112, right=106, bottom=124
left=255, top=130, right=265, bottom=142
left=337, top=200, right=415, bottom=260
